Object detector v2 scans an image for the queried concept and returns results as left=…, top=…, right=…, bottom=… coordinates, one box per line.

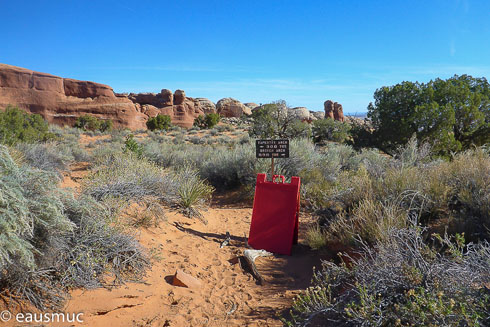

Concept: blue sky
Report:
left=2, top=0, right=490, bottom=114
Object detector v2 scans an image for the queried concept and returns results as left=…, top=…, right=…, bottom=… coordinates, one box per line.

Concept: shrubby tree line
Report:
left=249, top=100, right=351, bottom=143
left=365, top=74, right=490, bottom=156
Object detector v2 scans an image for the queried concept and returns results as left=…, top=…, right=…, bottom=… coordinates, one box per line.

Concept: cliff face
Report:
left=0, top=64, right=149, bottom=129
left=0, top=64, right=213, bottom=129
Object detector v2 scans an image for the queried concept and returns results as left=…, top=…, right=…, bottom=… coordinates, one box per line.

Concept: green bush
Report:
left=193, top=113, right=221, bottom=129
left=0, top=105, right=54, bottom=145
left=123, top=134, right=144, bottom=158
left=99, top=119, right=113, bottom=132
left=368, top=75, right=490, bottom=156
left=146, top=114, right=172, bottom=131
left=312, top=118, right=351, bottom=143
left=74, top=114, right=113, bottom=132
left=249, top=100, right=311, bottom=139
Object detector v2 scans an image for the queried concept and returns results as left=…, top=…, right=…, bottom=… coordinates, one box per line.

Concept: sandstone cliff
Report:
left=0, top=64, right=215, bottom=129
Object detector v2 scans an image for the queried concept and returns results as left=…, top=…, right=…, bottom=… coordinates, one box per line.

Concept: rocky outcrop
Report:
left=0, top=64, right=216, bottom=129
left=216, top=98, right=251, bottom=117
left=173, top=89, right=186, bottom=105
left=127, top=89, right=174, bottom=108
left=324, top=100, right=344, bottom=122
left=194, top=98, right=216, bottom=114
left=288, top=107, right=310, bottom=121
left=0, top=63, right=147, bottom=129
left=126, top=89, right=214, bottom=127
left=244, top=102, right=259, bottom=111
left=311, top=111, right=325, bottom=120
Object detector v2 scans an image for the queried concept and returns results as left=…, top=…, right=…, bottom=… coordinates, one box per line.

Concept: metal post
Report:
left=271, top=157, right=274, bottom=181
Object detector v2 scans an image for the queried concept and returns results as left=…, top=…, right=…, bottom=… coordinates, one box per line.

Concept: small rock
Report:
left=172, top=269, right=202, bottom=289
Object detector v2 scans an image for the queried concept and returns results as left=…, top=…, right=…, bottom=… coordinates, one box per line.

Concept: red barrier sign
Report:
left=248, top=174, right=301, bottom=255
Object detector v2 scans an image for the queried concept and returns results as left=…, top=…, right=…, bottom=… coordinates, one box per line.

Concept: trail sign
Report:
left=255, top=139, right=289, bottom=158
left=248, top=173, right=301, bottom=255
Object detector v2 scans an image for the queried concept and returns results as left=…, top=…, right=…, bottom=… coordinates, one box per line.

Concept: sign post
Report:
left=255, top=139, right=289, bottom=180
left=249, top=139, right=300, bottom=255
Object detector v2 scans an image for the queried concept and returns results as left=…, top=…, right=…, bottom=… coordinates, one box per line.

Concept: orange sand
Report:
left=1, top=162, right=321, bottom=327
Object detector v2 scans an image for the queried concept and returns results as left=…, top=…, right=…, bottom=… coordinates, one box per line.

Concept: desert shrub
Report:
left=349, top=119, right=375, bottom=149
left=249, top=100, right=311, bottom=139
left=83, top=152, right=213, bottom=218
left=0, top=146, right=74, bottom=271
left=146, top=114, right=172, bottom=131
left=123, top=134, right=144, bottom=158
left=143, top=141, right=204, bottom=169
left=0, top=105, right=54, bottom=145
left=189, top=135, right=205, bottom=144
left=429, top=148, right=490, bottom=241
left=169, top=165, right=214, bottom=219
left=216, top=125, right=227, bottom=133
left=199, top=144, right=269, bottom=189
left=194, top=113, right=221, bottom=129
left=312, top=118, right=352, bottom=144
left=110, top=128, right=132, bottom=143
left=74, top=115, right=113, bottom=132
left=238, top=134, right=250, bottom=144
left=0, top=146, right=147, bottom=309
left=310, top=141, right=490, bottom=250
left=287, top=225, right=490, bottom=326
left=91, top=142, right=124, bottom=163
left=125, top=198, right=166, bottom=228
left=15, top=142, right=72, bottom=176
left=56, top=194, right=149, bottom=289
left=326, top=198, right=411, bottom=246
left=82, top=153, right=173, bottom=203
left=287, top=120, right=312, bottom=139
left=216, top=135, right=232, bottom=144
left=172, top=133, right=186, bottom=144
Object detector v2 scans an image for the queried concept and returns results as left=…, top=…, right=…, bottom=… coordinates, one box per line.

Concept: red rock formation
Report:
left=323, top=100, right=344, bottom=122
left=125, top=89, right=212, bottom=128
left=216, top=98, right=251, bottom=117
left=0, top=64, right=216, bottom=129
left=0, top=64, right=147, bottom=129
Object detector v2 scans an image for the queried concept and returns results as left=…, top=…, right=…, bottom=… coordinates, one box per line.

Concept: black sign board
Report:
left=256, top=139, right=289, bottom=158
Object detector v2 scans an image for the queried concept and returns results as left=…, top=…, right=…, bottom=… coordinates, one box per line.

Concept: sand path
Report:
left=1, top=164, right=321, bottom=327
left=63, top=202, right=320, bottom=327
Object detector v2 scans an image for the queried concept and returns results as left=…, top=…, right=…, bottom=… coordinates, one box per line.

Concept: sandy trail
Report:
left=2, top=163, right=321, bottom=327
left=63, top=204, right=320, bottom=327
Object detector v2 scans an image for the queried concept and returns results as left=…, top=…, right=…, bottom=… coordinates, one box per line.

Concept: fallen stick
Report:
left=239, top=249, right=273, bottom=285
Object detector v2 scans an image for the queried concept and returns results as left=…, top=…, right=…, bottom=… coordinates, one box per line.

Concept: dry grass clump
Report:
left=0, top=146, right=148, bottom=310
left=82, top=153, right=214, bottom=219
left=310, top=140, right=490, bottom=249
left=287, top=224, right=490, bottom=327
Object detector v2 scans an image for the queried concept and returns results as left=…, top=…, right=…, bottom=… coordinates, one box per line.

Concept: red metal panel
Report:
left=248, top=174, right=301, bottom=255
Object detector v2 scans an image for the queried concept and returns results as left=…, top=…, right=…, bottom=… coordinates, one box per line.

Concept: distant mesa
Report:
left=324, top=100, right=344, bottom=122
